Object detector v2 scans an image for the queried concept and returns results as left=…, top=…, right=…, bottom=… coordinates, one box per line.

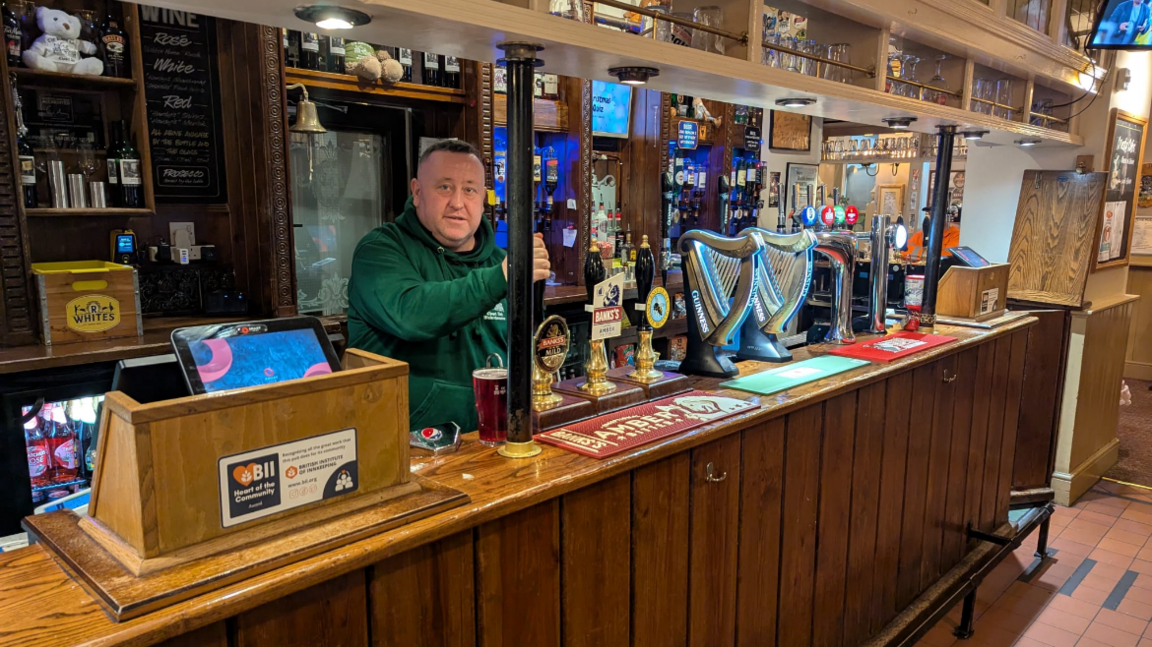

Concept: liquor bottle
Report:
left=116, top=121, right=144, bottom=208
left=533, top=73, right=544, bottom=98
left=24, top=412, right=50, bottom=488
left=397, top=47, right=413, bottom=81
left=532, top=147, right=542, bottom=185
left=543, top=146, right=558, bottom=227
left=3, top=0, right=20, bottom=68
left=327, top=37, right=345, bottom=74
left=623, top=231, right=635, bottom=281
left=300, top=32, right=320, bottom=70
left=685, top=158, right=696, bottom=194
left=317, top=35, right=329, bottom=72
left=443, top=55, right=461, bottom=89
left=422, top=51, right=441, bottom=86
left=543, top=74, right=559, bottom=100
left=106, top=120, right=122, bottom=207
left=99, top=7, right=129, bottom=78
left=47, top=403, right=77, bottom=483
left=595, top=202, right=608, bottom=242
left=13, top=86, right=35, bottom=208
left=614, top=214, right=624, bottom=259
left=285, top=30, right=301, bottom=68
left=696, top=164, right=707, bottom=199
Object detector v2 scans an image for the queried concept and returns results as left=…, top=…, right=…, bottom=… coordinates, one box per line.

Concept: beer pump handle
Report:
left=635, top=235, right=655, bottom=330
left=584, top=238, right=605, bottom=306
left=718, top=175, right=731, bottom=234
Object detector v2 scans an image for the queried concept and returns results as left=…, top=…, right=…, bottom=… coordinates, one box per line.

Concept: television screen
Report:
left=591, top=80, right=633, bottom=138
left=1090, top=0, right=1152, bottom=49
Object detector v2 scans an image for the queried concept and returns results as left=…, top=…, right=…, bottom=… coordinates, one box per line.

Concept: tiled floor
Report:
left=917, top=480, right=1152, bottom=647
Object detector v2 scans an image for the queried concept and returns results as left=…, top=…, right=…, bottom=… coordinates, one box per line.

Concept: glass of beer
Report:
left=473, top=354, right=507, bottom=446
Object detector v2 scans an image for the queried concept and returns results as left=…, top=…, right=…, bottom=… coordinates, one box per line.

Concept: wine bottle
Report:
left=300, top=32, right=319, bottom=70
left=443, top=55, right=460, bottom=89
left=116, top=121, right=143, bottom=208
left=328, top=37, right=345, bottom=73
left=422, top=51, right=440, bottom=86
left=106, top=120, right=122, bottom=207
left=99, top=7, right=129, bottom=78
left=13, top=85, right=34, bottom=207
left=317, top=35, right=329, bottom=72
left=397, top=47, right=413, bottom=81
left=285, top=30, right=301, bottom=68
left=3, top=0, right=20, bottom=68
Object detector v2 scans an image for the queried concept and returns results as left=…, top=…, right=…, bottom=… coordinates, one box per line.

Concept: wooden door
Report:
left=688, top=434, right=742, bottom=647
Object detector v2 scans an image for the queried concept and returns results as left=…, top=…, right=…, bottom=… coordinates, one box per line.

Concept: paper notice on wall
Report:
left=1134, top=217, right=1152, bottom=255
left=563, top=228, right=577, bottom=248
left=1100, top=200, right=1128, bottom=263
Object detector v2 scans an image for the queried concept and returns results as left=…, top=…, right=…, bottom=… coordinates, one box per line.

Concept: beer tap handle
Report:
left=634, top=235, right=655, bottom=330
left=718, top=175, right=731, bottom=235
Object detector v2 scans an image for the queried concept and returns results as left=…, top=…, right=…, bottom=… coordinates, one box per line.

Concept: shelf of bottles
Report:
left=23, top=397, right=103, bottom=506
left=282, top=32, right=465, bottom=103
left=6, top=0, right=150, bottom=216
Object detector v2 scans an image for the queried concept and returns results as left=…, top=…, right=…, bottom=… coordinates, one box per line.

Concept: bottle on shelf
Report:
left=99, top=6, right=129, bottom=78
left=397, top=47, right=413, bottom=81
left=533, top=73, right=544, bottom=98
left=115, top=120, right=143, bottom=208
left=300, top=32, right=320, bottom=70
left=542, top=74, right=559, bottom=100
left=422, top=51, right=441, bottom=86
left=443, top=55, right=461, bottom=88
left=13, top=84, right=35, bottom=208
left=326, top=37, right=345, bottom=73
left=46, top=403, right=77, bottom=483
left=285, top=30, right=301, bottom=68
left=77, top=397, right=99, bottom=476
left=106, top=120, right=123, bottom=208
left=3, top=0, right=20, bottom=69
left=543, top=145, right=558, bottom=229
left=24, top=411, right=49, bottom=488
left=317, top=35, right=329, bottom=72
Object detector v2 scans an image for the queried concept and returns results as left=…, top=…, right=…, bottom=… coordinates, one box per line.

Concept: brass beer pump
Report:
left=628, top=236, right=663, bottom=383
left=578, top=238, right=616, bottom=396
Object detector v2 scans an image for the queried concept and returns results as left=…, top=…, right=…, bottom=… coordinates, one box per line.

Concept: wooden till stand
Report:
left=22, top=348, right=468, bottom=621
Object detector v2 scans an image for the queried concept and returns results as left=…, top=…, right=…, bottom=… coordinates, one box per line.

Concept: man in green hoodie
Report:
left=348, top=139, right=550, bottom=432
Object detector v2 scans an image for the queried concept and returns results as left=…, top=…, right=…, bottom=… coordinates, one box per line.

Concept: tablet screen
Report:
left=189, top=328, right=334, bottom=393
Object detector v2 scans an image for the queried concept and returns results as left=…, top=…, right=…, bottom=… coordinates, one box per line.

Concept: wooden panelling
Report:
left=736, top=418, right=784, bottom=647
left=980, top=338, right=1012, bottom=531
left=965, top=341, right=996, bottom=543
left=921, top=353, right=956, bottom=590
left=476, top=501, right=561, bottom=647
left=942, top=348, right=978, bottom=568
left=562, top=473, right=630, bottom=647
left=996, top=331, right=1028, bottom=521
left=688, top=435, right=742, bottom=647
left=813, top=391, right=857, bottom=647
left=844, top=382, right=886, bottom=644
left=1126, top=268, right=1152, bottom=380
left=778, top=403, right=824, bottom=647
left=234, top=570, right=368, bottom=647
left=155, top=622, right=227, bottom=647
left=1007, top=171, right=1106, bottom=308
left=0, top=50, right=35, bottom=346
left=631, top=453, right=690, bottom=647
left=897, top=362, right=938, bottom=609
left=368, top=531, right=475, bottom=647
left=1012, top=307, right=1071, bottom=490
left=873, top=370, right=913, bottom=633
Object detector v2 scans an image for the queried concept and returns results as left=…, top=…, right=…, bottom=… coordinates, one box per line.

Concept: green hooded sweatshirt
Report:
left=347, top=197, right=507, bottom=432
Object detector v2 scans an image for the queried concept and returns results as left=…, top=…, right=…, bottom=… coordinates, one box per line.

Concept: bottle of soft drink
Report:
left=47, top=402, right=78, bottom=482
left=24, top=410, right=50, bottom=488
left=78, top=397, right=100, bottom=475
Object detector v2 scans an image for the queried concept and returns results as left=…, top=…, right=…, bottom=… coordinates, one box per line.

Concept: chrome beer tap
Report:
left=813, top=230, right=857, bottom=344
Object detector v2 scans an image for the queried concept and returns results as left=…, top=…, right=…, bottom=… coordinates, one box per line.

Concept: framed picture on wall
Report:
left=784, top=163, right=819, bottom=216
left=877, top=185, right=905, bottom=218
left=769, top=111, right=812, bottom=152
left=1093, top=108, right=1147, bottom=271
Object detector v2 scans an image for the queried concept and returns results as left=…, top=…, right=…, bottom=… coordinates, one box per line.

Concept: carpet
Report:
left=1103, top=379, right=1152, bottom=487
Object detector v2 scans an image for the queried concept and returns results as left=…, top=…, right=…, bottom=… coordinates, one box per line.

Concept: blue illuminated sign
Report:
left=678, top=121, right=699, bottom=150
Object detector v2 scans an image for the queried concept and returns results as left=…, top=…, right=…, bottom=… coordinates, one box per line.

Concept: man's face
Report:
left=411, top=151, right=486, bottom=252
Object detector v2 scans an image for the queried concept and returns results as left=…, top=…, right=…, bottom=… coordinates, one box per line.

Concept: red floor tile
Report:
left=1035, top=564, right=1079, bottom=592
left=1131, top=560, right=1152, bottom=576
left=1048, top=593, right=1102, bottom=621
left=1013, top=639, right=1054, bottom=647
left=964, top=623, right=1025, bottom=647
left=981, top=607, right=1037, bottom=633
left=1123, top=507, right=1152, bottom=526
left=1100, top=539, right=1143, bottom=558
left=1096, top=608, right=1150, bottom=635
left=1080, top=510, right=1124, bottom=527
left=1108, top=529, right=1152, bottom=548
left=1063, top=529, right=1107, bottom=548
left=1138, top=640, right=1152, bottom=647
left=1073, top=586, right=1112, bottom=606
left=1084, top=620, right=1141, bottom=647
left=919, top=624, right=957, bottom=647
left=1079, top=639, right=1118, bottom=647
left=1095, top=563, right=1131, bottom=579
left=1070, top=518, right=1115, bottom=537
left=1082, top=572, right=1124, bottom=592
left=1136, top=574, right=1152, bottom=591
left=1054, top=538, right=1100, bottom=557
left=1037, top=606, right=1094, bottom=633
left=1118, top=599, right=1152, bottom=623
left=1127, top=586, right=1152, bottom=606
left=1024, top=621, right=1084, bottom=647
left=1114, top=520, right=1152, bottom=537
left=1138, top=545, right=1152, bottom=563
left=1085, top=502, right=1130, bottom=518
left=1090, top=548, right=1136, bottom=569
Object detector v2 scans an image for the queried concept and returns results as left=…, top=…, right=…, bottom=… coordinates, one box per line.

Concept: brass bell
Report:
left=286, top=83, right=326, bottom=134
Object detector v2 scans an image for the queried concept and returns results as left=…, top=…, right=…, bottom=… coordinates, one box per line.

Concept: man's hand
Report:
left=501, top=233, right=552, bottom=282
left=1121, top=20, right=1132, bottom=31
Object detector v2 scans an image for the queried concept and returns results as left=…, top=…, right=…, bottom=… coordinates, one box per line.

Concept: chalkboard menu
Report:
left=1097, top=108, right=1147, bottom=269
left=139, top=8, right=226, bottom=202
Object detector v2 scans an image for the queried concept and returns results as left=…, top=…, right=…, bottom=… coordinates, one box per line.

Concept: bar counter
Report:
left=0, top=317, right=1035, bottom=647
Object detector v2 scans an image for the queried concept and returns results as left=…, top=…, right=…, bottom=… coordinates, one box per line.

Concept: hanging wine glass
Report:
left=925, top=55, right=949, bottom=105
left=77, top=140, right=100, bottom=182
left=902, top=55, right=921, bottom=99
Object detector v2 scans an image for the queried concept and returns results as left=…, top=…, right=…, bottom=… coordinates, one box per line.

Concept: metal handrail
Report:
left=969, top=95, right=1024, bottom=114
left=592, top=0, right=748, bottom=44
left=885, top=75, right=963, bottom=100
left=1029, top=111, right=1069, bottom=125
left=765, top=41, right=877, bottom=78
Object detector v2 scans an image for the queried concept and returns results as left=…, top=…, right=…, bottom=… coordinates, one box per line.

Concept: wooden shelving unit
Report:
left=492, top=95, right=569, bottom=132
left=284, top=67, right=466, bottom=104
left=13, top=68, right=136, bottom=90
left=26, top=208, right=155, bottom=217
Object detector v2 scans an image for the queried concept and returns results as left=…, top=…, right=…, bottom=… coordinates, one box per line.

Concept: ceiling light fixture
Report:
left=294, top=5, right=372, bottom=29
left=1015, top=139, right=1041, bottom=147
left=608, top=66, right=659, bottom=85
left=882, top=117, right=917, bottom=130
left=963, top=130, right=989, bottom=141
left=775, top=97, right=816, bottom=108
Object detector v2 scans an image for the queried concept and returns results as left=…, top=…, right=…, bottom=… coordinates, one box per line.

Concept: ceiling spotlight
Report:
left=776, top=97, right=816, bottom=108
left=294, top=5, right=372, bottom=29
left=1015, top=139, right=1042, bottom=147
left=608, top=66, right=659, bottom=86
left=882, top=117, right=917, bottom=130
left=963, top=130, right=989, bottom=141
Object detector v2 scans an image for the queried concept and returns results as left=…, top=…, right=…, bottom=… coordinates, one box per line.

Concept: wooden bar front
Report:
left=0, top=320, right=1033, bottom=647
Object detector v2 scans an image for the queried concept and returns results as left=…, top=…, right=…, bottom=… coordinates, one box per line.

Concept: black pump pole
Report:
left=497, top=42, right=542, bottom=452
left=921, top=125, right=956, bottom=329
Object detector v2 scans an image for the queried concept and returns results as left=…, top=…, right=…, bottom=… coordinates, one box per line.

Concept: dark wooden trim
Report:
left=576, top=79, right=592, bottom=287
left=260, top=26, right=296, bottom=317
left=0, top=63, right=37, bottom=346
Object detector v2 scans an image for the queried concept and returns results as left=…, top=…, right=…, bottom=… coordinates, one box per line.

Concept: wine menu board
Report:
left=139, top=8, right=226, bottom=201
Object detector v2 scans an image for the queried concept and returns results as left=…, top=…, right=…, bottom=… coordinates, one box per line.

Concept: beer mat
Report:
left=535, top=390, right=757, bottom=459
left=827, top=331, right=957, bottom=363
left=718, top=356, right=870, bottom=395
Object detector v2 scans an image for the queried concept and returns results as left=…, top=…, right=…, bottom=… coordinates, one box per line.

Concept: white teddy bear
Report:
left=23, top=7, right=104, bottom=76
